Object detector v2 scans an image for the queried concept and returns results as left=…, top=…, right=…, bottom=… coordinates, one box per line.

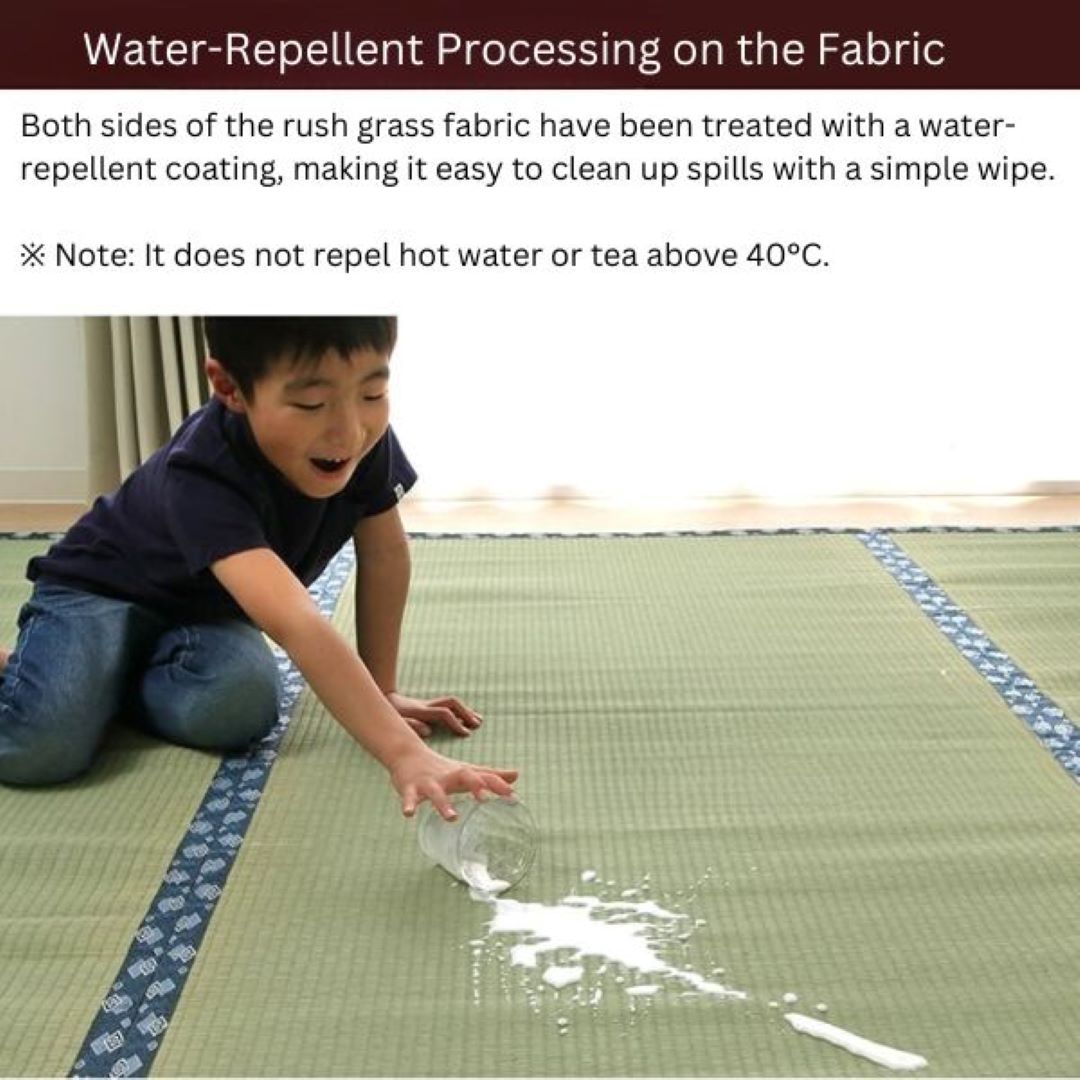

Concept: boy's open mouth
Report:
left=311, top=457, right=350, bottom=474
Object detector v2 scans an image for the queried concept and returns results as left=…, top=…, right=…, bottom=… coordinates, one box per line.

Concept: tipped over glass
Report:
left=417, top=795, right=537, bottom=895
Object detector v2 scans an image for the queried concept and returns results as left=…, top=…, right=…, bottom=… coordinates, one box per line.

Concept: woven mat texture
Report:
left=147, top=536, right=1080, bottom=1077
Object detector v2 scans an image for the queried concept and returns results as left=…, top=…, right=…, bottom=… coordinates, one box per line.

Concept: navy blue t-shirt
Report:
left=28, top=398, right=417, bottom=622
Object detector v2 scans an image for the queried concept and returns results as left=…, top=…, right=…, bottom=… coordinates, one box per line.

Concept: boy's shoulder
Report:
left=166, top=397, right=236, bottom=462
left=162, top=398, right=266, bottom=491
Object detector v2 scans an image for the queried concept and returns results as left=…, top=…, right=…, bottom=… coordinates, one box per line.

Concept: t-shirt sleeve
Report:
left=163, top=459, right=271, bottom=576
left=351, top=425, right=419, bottom=517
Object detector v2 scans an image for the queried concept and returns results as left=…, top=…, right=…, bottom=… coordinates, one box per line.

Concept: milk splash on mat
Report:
left=487, top=892, right=746, bottom=1001
left=460, top=867, right=926, bottom=1071
left=785, top=1013, right=928, bottom=1071
left=464, top=866, right=745, bottom=1034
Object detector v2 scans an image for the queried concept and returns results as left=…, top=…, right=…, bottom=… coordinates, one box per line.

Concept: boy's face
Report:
left=208, top=348, right=392, bottom=499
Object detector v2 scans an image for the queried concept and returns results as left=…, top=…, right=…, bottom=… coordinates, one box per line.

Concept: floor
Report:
left=3, top=529, right=1079, bottom=1076
left=3, top=493, right=1080, bottom=534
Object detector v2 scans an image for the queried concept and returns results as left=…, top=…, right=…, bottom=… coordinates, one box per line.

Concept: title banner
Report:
left=3, top=0, right=1080, bottom=89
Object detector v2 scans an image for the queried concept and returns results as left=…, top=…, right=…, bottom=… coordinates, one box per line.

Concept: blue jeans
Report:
left=0, top=581, right=280, bottom=785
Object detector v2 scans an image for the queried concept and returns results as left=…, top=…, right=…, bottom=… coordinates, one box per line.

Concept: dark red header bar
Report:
left=4, top=0, right=1079, bottom=89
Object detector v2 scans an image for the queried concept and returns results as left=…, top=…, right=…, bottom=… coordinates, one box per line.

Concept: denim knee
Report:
left=0, top=583, right=146, bottom=786
left=0, top=715, right=99, bottom=785
left=153, top=667, right=278, bottom=751
left=139, top=622, right=280, bottom=752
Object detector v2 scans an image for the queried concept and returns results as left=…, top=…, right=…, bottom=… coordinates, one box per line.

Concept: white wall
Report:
left=0, top=317, right=87, bottom=501
left=0, top=312, right=1075, bottom=504
left=391, top=308, right=1079, bottom=502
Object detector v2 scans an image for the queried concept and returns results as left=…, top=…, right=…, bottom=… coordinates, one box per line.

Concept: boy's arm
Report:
left=353, top=506, right=481, bottom=738
left=211, top=547, right=516, bottom=818
left=352, top=504, right=410, bottom=695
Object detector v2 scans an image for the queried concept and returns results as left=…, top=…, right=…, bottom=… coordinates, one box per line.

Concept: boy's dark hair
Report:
left=202, top=316, right=398, bottom=398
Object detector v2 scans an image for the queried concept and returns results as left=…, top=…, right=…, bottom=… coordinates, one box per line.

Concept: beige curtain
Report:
left=84, top=317, right=208, bottom=499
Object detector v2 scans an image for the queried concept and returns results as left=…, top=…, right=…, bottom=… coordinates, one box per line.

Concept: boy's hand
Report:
left=389, top=745, right=518, bottom=820
left=387, top=690, right=483, bottom=738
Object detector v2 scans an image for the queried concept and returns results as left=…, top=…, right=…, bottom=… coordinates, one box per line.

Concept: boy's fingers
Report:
left=441, top=698, right=483, bottom=728
left=486, top=776, right=517, bottom=797
left=469, top=769, right=517, bottom=799
left=405, top=717, right=433, bottom=738
left=398, top=696, right=483, bottom=732
left=425, top=784, right=458, bottom=821
left=434, top=707, right=472, bottom=736
left=400, top=785, right=420, bottom=818
left=466, top=773, right=491, bottom=800
left=420, top=699, right=477, bottom=734
left=409, top=705, right=466, bottom=736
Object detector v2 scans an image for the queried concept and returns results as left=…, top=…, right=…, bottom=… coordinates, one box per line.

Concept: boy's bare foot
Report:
left=0, top=646, right=10, bottom=674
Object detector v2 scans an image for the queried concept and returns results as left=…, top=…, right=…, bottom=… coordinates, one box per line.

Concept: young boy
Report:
left=0, top=317, right=517, bottom=819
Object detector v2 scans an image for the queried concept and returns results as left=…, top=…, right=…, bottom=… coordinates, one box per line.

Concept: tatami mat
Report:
left=142, top=536, right=1078, bottom=1076
left=0, top=542, right=224, bottom=1076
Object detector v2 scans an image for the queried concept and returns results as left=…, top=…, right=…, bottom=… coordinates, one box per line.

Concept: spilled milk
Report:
left=462, top=867, right=927, bottom=1071
left=486, top=892, right=746, bottom=1001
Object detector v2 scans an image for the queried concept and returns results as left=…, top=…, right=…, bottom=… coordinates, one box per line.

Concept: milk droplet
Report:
left=542, top=964, right=584, bottom=989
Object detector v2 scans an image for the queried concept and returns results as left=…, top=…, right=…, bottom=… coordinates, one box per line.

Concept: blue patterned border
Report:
left=859, top=531, right=1080, bottom=784
left=3, top=525, right=1078, bottom=545
left=406, top=525, right=1080, bottom=540
left=69, top=546, right=356, bottom=1079
left=0, top=531, right=65, bottom=541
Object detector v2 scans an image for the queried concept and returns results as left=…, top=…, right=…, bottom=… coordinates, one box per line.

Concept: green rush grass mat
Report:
left=893, top=532, right=1080, bottom=724
left=152, top=535, right=1079, bottom=1077
left=0, top=540, right=228, bottom=1076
